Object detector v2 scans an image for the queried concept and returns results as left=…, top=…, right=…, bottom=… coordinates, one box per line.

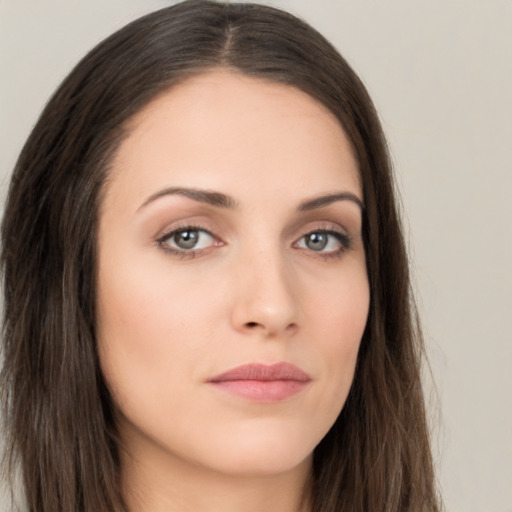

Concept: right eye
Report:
left=157, top=227, right=217, bottom=254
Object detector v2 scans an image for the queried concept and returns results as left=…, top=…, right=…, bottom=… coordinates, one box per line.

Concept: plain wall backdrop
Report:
left=1, top=1, right=511, bottom=511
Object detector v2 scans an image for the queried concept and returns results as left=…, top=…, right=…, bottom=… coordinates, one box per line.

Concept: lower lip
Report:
left=208, top=379, right=309, bottom=402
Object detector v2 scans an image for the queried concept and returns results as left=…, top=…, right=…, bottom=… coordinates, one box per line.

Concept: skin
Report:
left=97, top=70, right=370, bottom=512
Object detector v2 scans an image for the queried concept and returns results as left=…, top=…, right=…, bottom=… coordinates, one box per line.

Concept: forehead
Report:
left=106, top=69, right=361, bottom=207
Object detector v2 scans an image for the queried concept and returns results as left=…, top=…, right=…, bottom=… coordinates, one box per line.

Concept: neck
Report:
left=120, top=435, right=313, bottom=512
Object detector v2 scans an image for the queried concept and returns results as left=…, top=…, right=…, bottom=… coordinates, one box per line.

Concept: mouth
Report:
left=206, top=362, right=312, bottom=402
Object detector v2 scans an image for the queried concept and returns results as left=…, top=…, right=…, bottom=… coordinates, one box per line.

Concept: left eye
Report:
left=160, top=228, right=215, bottom=251
left=296, top=231, right=345, bottom=253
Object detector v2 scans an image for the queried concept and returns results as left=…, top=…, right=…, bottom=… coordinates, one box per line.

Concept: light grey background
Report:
left=1, top=1, right=511, bottom=511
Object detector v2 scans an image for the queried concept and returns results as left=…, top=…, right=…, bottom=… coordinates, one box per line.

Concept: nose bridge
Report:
left=231, top=239, right=298, bottom=336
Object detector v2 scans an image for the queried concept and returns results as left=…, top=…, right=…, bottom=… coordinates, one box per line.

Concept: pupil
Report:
left=174, top=230, right=198, bottom=249
left=307, top=233, right=327, bottom=251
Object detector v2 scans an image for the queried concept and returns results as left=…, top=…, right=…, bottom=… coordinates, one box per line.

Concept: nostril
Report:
left=246, top=322, right=259, bottom=328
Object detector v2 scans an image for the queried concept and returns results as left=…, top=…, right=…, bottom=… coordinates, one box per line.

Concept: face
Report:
left=97, top=70, right=369, bottom=479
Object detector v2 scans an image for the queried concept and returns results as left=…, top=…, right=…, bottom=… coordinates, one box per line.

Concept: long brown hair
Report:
left=1, top=1, right=441, bottom=511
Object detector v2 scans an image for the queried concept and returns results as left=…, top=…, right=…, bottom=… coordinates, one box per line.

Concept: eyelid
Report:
left=292, top=222, right=353, bottom=258
left=295, top=221, right=349, bottom=240
left=296, top=207, right=363, bottom=239
left=296, top=229, right=351, bottom=248
left=156, top=223, right=212, bottom=243
left=155, top=223, right=224, bottom=258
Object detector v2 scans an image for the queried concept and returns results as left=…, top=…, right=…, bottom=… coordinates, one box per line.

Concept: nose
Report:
left=230, top=248, right=299, bottom=338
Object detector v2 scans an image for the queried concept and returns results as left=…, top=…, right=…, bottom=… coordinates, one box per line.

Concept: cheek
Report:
left=95, top=258, right=221, bottom=411
left=307, top=267, right=369, bottom=410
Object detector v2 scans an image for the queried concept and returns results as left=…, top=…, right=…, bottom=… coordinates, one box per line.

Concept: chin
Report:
left=219, top=448, right=311, bottom=477
left=185, top=420, right=321, bottom=477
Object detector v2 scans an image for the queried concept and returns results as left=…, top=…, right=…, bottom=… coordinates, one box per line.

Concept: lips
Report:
left=207, top=362, right=311, bottom=402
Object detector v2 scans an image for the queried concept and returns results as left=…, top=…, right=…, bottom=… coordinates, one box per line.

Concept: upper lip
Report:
left=208, top=362, right=311, bottom=383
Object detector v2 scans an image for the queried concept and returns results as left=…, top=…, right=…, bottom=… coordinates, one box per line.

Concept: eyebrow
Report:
left=138, top=187, right=239, bottom=211
left=298, top=192, right=364, bottom=212
left=138, top=186, right=363, bottom=212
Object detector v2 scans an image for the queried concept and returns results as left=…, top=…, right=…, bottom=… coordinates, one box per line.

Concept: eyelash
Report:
left=156, top=224, right=352, bottom=260
left=296, top=228, right=352, bottom=260
left=156, top=223, right=218, bottom=259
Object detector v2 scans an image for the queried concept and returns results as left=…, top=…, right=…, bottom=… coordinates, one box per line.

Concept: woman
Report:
left=0, top=1, right=441, bottom=511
